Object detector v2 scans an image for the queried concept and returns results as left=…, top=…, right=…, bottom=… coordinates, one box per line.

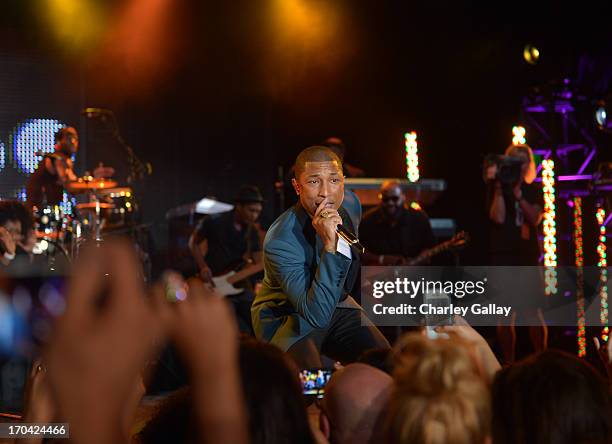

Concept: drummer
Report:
left=26, top=126, right=114, bottom=209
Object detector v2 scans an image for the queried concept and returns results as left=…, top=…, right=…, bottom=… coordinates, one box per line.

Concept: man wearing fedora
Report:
left=189, top=185, right=265, bottom=334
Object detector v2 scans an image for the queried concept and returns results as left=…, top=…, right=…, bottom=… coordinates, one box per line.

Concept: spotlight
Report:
left=595, top=101, right=608, bottom=129
left=523, top=44, right=540, bottom=65
left=512, top=125, right=526, bottom=145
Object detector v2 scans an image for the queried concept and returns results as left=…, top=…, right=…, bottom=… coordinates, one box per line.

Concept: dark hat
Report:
left=234, top=185, right=264, bottom=204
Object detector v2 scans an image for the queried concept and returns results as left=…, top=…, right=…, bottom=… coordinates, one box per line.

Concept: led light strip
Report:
left=574, top=197, right=586, bottom=357
left=542, top=159, right=557, bottom=295
left=596, top=206, right=608, bottom=342
left=404, top=131, right=419, bottom=183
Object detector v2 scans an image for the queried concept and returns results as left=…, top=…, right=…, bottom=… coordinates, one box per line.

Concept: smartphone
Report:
left=299, top=368, right=333, bottom=399
left=423, top=290, right=452, bottom=339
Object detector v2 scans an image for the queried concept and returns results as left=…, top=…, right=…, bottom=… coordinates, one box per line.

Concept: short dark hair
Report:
left=0, top=200, right=21, bottom=227
left=7, top=200, right=34, bottom=233
left=135, top=387, right=197, bottom=444
left=234, top=185, right=264, bottom=204
left=239, top=338, right=314, bottom=444
left=54, top=126, right=76, bottom=144
left=294, top=146, right=342, bottom=179
left=492, top=349, right=612, bottom=444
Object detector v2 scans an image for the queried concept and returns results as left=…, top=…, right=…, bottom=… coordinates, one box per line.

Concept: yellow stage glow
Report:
left=42, top=0, right=106, bottom=54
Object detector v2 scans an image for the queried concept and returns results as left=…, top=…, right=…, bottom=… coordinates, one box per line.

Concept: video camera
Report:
left=483, top=154, right=524, bottom=186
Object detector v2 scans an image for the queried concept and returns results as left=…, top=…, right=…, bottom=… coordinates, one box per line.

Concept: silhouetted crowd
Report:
left=0, top=239, right=609, bottom=444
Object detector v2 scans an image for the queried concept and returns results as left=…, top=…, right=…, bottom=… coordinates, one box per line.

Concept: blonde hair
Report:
left=505, top=144, right=536, bottom=184
left=386, top=333, right=491, bottom=444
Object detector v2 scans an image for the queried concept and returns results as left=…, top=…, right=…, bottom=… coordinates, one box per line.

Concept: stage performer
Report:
left=26, top=126, right=114, bottom=208
left=252, top=146, right=389, bottom=369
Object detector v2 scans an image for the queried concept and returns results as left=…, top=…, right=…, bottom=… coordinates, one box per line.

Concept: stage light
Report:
left=595, top=102, right=608, bottom=129
left=523, top=44, right=540, bottom=65
left=92, top=0, right=176, bottom=97
left=542, top=159, right=557, bottom=295
left=596, top=206, right=608, bottom=342
left=512, top=126, right=526, bottom=145
left=0, top=142, right=4, bottom=171
left=11, top=119, right=66, bottom=174
left=14, top=187, right=27, bottom=202
left=404, top=131, right=419, bottom=183
left=59, top=192, right=74, bottom=216
left=41, top=0, right=107, bottom=54
left=574, top=197, right=586, bottom=357
left=272, top=0, right=339, bottom=48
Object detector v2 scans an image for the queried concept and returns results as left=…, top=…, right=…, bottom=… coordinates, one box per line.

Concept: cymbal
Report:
left=96, top=187, right=132, bottom=196
left=68, top=177, right=118, bottom=193
left=75, top=202, right=116, bottom=211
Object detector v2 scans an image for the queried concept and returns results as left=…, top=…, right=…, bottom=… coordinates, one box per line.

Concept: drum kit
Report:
left=32, top=176, right=138, bottom=263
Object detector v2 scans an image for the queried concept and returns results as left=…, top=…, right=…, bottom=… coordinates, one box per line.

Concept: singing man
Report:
left=251, top=146, right=389, bottom=369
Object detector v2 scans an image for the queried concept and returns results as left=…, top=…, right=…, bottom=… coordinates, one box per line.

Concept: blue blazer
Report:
left=251, top=190, right=361, bottom=351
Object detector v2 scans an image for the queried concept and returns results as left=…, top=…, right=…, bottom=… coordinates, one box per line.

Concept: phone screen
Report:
left=299, top=368, right=333, bottom=398
left=423, top=290, right=453, bottom=327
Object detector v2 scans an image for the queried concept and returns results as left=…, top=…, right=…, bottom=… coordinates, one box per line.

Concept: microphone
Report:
left=336, top=224, right=365, bottom=254
left=34, top=151, right=63, bottom=159
left=82, top=107, right=112, bottom=118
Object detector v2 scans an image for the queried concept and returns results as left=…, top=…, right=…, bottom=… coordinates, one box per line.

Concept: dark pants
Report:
left=229, top=290, right=255, bottom=336
left=286, top=308, right=390, bottom=369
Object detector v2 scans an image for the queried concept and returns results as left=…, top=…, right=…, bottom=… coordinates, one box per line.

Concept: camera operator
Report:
left=485, top=144, right=543, bottom=265
left=485, top=144, right=547, bottom=364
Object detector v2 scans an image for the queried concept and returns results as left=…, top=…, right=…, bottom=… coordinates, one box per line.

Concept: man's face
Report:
left=292, top=161, right=344, bottom=217
left=2, top=220, right=23, bottom=244
left=59, top=127, right=79, bottom=154
left=236, top=202, right=263, bottom=225
left=379, top=185, right=404, bottom=216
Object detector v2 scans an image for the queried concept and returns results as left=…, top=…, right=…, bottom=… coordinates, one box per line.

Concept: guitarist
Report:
left=189, top=185, right=265, bottom=334
left=360, top=180, right=435, bottom=265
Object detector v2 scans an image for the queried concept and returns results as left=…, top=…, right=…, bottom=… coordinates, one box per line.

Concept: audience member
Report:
left=138, top=337, right=315, bottom=444
left=356, top=348, right=395, bottom=375
left=0, top=200, right=22, bottom=267
left=491, top=349, right=612, bottom=444
left=386, top=332, right=491, bottom=444
left=239, top=337, right=315, bottom=444
left=24, top=241, right=249, bottom=444
left=318, top=363, right=392, bottom=444
left=11, top=235, right=611, bottom=444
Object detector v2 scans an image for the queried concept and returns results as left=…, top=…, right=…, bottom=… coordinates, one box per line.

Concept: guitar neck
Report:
left=407, top=238, right=460, bottom=266
left=408, top=247, right=441, bottom=266
left=226, top=262, right=264, bottom=284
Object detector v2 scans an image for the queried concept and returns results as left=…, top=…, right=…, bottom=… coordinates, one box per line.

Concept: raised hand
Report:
left=44, top=241, right=168, bottom=444
left=312, top=199, right=342, bottom=253
left=154, top=277, right=248, bottom=444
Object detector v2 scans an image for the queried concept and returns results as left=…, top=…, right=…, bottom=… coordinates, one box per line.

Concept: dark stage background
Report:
left=0, top=0, right=610, bottom=266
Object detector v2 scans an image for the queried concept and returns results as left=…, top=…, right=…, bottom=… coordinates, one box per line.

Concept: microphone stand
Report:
left=90, top=110, right=152, bottom=184
left=107, top=112, right=151, bottom=184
